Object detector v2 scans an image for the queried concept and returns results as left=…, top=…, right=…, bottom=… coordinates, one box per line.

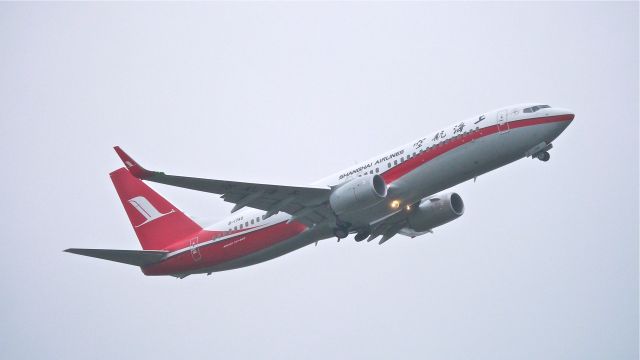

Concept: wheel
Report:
left=537, top=151, right=550, bottom=162
left=333, top=228, right=349, bottom=239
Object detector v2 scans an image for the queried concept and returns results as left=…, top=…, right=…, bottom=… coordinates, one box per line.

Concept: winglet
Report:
left=114, top=146, right=154, bottom=179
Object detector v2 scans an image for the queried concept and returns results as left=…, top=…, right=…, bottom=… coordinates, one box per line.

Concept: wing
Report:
left=367, top=209, right=409, bottom=244
left=366, top=201, right=433, bottom=244
left=113, top=147, right=334, bottom=226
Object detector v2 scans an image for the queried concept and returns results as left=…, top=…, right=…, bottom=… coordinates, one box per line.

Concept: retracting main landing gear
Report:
left=536, top=151, right=551, bottom=162
left=333, top=227, right=349, bottom=241
left=333, top=219, right=352, bottom=241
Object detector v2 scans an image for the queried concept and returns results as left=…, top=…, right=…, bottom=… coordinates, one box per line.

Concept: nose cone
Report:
left=543, top=108, right=574, bottom=143
left=552, top=108, right=575, bottom=122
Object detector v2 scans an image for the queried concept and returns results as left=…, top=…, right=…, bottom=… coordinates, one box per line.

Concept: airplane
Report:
left=66, top=103, right=574, bottom=278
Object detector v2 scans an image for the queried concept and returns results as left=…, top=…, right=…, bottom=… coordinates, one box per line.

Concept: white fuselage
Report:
left=198, top=103, right=574, bottom=272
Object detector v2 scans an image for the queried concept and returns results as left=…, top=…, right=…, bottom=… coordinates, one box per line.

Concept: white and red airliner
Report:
left=66, top=103, right=574, bottom=277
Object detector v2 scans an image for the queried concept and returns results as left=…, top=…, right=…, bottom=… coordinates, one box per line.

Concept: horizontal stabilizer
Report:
left=65, top=248, right=168, bottom=267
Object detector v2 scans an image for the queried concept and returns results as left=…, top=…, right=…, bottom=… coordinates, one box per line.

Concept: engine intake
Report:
left=329, top=174, right=387, bottom=215
left=407, top=192, right=464, bottom=232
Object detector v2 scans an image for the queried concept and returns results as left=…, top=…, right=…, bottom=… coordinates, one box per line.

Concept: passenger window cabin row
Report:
left=230, top=214, right=265, bottom=232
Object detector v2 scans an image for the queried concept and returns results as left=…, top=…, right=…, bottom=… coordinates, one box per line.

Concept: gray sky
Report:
left=1, top=2, right=637, bottom=359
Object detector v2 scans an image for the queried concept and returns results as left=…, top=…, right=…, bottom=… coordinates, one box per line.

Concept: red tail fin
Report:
left=110, top=167, right=202, bottom=250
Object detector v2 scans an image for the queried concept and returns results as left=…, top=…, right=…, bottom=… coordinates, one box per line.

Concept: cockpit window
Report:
left=523, top=104, right=551, bottom=113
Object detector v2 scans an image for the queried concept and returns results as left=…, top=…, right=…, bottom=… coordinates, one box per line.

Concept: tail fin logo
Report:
left=128, top=196, right=174, bottom=227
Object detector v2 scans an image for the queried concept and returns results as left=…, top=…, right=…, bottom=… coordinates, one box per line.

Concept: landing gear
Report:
left=527, top=143, right=553, bottom=162
left=536, top=151, right=551, bottom=162
left=333, top=219, right=351, bottom=240
left=333, top=227, right=349, bottom=240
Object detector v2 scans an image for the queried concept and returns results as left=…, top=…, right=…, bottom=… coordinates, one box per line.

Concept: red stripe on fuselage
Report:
left=145, top=114, right=572, bottom=275
left=381, top=114, right=573, bottom=183
left=142, top=221, right=307, bottom=275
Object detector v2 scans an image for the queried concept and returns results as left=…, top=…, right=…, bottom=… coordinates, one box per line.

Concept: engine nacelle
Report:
left=329, top=174, right=387, bottom=215
left=407, top=192, right=464, bottom=232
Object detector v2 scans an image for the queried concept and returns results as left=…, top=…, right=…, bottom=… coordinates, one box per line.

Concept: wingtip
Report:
left=113, top=146, right=153, bottom=179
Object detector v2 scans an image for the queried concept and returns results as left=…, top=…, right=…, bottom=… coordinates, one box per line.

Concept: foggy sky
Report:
left=1, top=2, right=637, bottom=359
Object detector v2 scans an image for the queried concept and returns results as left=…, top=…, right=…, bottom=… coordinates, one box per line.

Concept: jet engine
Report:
left=407, top=192, right=464, bottom=232
left=329, top=174, right=387, bottom=215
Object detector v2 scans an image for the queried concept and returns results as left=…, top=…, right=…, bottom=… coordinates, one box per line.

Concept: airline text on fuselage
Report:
left=338, top=150, right=405, bottom=180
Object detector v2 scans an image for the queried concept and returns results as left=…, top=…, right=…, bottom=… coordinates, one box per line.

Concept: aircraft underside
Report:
left=65, top=104, right=574, bottom=277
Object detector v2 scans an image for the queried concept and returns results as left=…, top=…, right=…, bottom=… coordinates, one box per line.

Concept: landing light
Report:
left=390, top=200, right=401, bottom=209
left=405, top=204, right=412, bottom=211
